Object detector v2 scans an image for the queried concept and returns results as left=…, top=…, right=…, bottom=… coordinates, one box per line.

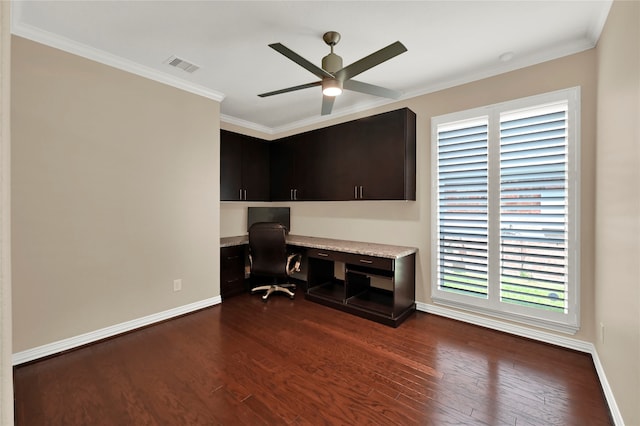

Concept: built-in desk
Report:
left=220, top=234, right=417, bottom=327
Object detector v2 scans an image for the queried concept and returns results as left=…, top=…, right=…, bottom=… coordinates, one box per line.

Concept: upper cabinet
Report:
left=316, top=108, right=416, bottom=201
left=221, top=108, right=416, bottom=202
left=220, top=130, right=270, bottom=201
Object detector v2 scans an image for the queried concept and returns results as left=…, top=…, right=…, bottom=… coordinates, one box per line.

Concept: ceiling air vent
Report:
left=165, top=55, right=200, bottom=73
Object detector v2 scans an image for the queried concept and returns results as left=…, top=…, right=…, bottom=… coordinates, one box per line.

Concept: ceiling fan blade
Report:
left=335, top=41, right=407, bottom=82
left=343, top=80, right=402, bottom=99
left=321, top=95, right=335, bottom=115
left=269, top=43, right=334, bottom=79
left=258, top=81, right=321, bottom=97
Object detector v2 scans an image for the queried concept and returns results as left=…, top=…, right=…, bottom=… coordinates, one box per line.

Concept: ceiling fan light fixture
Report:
left=322, top=78, right=343, bottom=97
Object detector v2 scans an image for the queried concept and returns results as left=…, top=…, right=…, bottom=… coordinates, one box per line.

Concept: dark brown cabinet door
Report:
left=349, top=108, right=416, bottom=200
left=220, top=130, right=270, bottom=201
left=270, top=136, right=297, bottom=201
left=220, top=130, right=243, bottom=201
left=220, top=245, right=246, bottom=299
left=293, top=130, right=328, bottom=201
left=242, top=136, right=270, bottom=201
left=315, top=120, right=360, bottom=201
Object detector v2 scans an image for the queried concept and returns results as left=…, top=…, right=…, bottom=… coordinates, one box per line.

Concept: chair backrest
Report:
left=248, top=222, right=289, bottom=278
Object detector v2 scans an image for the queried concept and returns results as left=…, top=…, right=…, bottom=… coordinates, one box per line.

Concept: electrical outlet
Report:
left=173, top=279, right=182, bottom=292
left=600, top=322, right=605, bottom=344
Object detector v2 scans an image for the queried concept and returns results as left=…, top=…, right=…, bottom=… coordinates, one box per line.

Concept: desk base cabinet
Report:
left=221, top=245, right=246, bottom=299
left=306, top=249, right=415, bottom=327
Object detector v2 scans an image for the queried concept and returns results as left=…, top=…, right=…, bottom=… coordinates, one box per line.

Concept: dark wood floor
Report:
left=14, top=293, right=611, bottom=425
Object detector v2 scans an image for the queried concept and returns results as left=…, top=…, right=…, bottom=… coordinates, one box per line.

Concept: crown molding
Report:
left=271, top=97, right=397, bottom=136
left=222, top=95, right=398, bottom=137
left=11, top=6, right=225, bottom=103
left=402, top=37, right=597, bottom=103
left=588, top=0, right=613, bottom=45
left=220, top=114, right=276, bottom=136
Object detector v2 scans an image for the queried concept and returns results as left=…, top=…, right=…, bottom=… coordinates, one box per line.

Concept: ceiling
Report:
left=12, top=1, right=612, bottom=134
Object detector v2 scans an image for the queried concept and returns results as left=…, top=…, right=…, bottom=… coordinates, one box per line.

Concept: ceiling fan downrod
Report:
left=322, top=31, right=343, bottom=73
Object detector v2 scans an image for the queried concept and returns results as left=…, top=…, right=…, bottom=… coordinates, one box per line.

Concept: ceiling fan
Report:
left=258, top=31, right=407, bottom=115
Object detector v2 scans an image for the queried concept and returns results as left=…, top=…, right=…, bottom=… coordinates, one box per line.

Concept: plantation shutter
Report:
left=499, top=102, right=569, bottom=313
left=436, top=118, right=489, bottom=298
left=432, top=88, right=579, bottom=332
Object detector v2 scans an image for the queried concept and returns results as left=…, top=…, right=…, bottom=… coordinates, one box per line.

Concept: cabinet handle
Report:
left=360, top=186, right=363, bottom=199
left=243, top=189, right=247, bottom=200
left=294, top=189, right=298, bottom=200
left=290, top=189, right=294, bottom=200
left=359, top=259, right=373, bottom=264
left=239, top=189, right=243, bottom=200
left=354, top=186, right=358, bottom=199
left=317, top=252, right=329, bottom=257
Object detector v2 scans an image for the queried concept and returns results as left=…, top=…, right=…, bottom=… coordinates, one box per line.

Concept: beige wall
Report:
left=11, top=37, right=221, bottom=352
left=595, top=1, right=640, bottom=424
left=0, top=2, right=12, bottom=423
left=221, top=49, right=598, bottom=341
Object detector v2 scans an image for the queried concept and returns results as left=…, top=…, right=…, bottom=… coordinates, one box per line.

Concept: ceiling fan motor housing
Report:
left=322, top=53, right=343, bottom=74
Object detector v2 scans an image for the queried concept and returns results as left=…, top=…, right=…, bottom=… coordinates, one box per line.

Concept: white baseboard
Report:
left=416, top=302, right=592, bottom=351
left=416, top=302, right=624, bottom=425
left=12, top=296, right=222, bottom=366
left=590, top=348, right=625, bottom=426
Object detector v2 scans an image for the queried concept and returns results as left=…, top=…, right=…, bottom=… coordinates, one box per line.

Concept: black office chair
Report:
left=248, top=222, right=301, bottom=301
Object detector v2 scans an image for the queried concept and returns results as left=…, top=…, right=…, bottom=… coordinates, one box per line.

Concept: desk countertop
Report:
left=221, top=234, right=417, bottom=259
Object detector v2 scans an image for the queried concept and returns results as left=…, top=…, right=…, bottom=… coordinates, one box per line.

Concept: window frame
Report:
left=431, top=87, right=581, bottom=334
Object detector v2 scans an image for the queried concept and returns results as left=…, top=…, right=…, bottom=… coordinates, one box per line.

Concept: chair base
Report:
left=251, top=283, right=296, bottom=301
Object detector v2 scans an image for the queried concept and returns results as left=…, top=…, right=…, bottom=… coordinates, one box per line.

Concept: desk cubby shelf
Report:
left=308, top=279, right=345, bottom=302
left=347, top=288, right=394, bottom=316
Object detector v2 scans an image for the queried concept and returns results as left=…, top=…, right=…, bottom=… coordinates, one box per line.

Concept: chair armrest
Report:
left=286, top=253, right=302, bottom=275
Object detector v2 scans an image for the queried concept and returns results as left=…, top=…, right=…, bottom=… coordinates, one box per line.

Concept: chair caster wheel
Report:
left=289, top=295, right=295, bottom=300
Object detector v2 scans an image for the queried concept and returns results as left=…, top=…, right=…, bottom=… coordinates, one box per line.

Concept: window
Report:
left=431, top=88, right=580, bottom=334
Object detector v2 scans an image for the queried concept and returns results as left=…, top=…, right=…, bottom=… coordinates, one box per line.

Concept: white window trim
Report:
left=431, top=87, right=581, bottom=334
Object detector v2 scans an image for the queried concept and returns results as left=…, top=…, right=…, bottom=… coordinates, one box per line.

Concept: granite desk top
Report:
left=221, top=234, right=417, bottom=259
